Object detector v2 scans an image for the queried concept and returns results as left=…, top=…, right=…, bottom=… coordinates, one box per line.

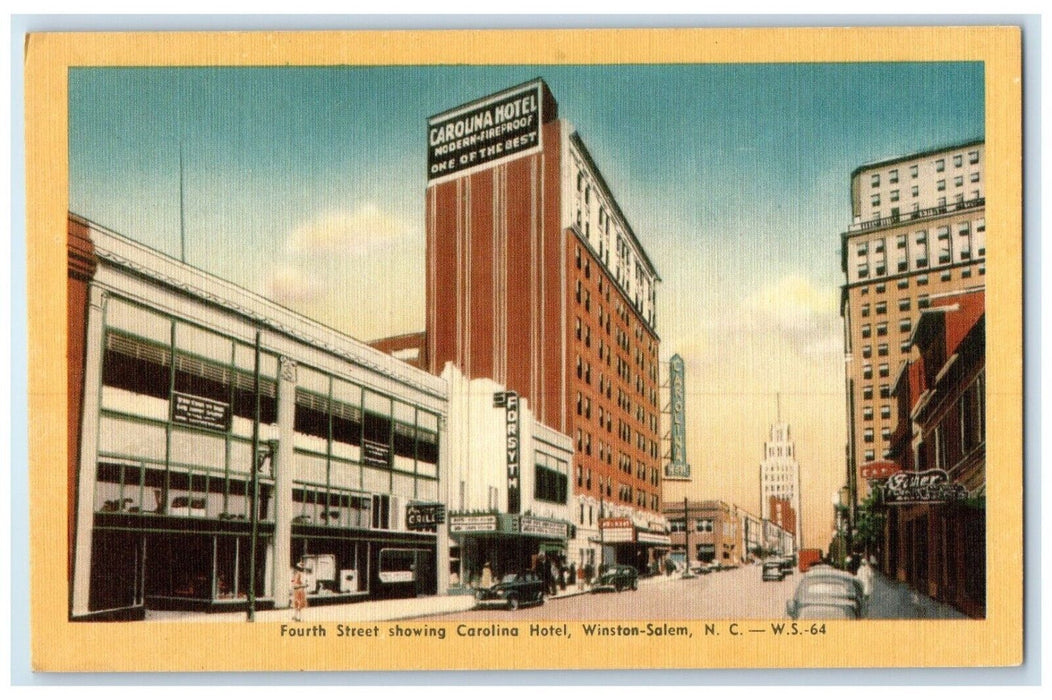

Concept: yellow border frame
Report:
left=25, top=27, right=1022, bottom=672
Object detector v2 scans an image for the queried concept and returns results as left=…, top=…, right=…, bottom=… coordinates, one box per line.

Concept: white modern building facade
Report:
left=759, top=422, right=801, bottom=550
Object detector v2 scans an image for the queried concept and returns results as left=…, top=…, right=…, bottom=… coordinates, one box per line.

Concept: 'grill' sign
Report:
left=428, top=82, right=543, bottom=182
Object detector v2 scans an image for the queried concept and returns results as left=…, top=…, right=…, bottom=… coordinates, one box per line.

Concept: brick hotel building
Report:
left=840, top=140, right=985, bottom=505
left=424, top=79, right=668, bottom=571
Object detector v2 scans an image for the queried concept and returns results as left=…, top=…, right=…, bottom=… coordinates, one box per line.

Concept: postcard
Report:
left=24, top=25, right=1022, bottom=672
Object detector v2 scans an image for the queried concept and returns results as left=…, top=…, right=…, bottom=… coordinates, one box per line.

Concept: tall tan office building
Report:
left=840, top=140, right=986, bottom=501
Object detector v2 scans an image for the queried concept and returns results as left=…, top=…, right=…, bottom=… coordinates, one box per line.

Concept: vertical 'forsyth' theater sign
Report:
left=427, top=80, right=546, bottom=183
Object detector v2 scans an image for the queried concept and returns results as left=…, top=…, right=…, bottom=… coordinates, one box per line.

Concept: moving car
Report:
left=475, top=572, right=545, bottom=611
left=762, top=559, right=785, bottom=582
left=592, top=565, right=639, bottom=593
left=785, top=568, right=865, bottom=619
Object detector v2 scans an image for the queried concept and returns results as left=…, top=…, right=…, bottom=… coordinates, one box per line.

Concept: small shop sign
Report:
left=449, top=514, right=498, bottom=533
left=519, top=515, right=568, bottom=538
left=882, top=468, right=968, bottom=505
left=171, top=392, right=229, bottom=431
left=406, top=503, right=446, bottom=531
left=599, top=517, right=634, bottom=543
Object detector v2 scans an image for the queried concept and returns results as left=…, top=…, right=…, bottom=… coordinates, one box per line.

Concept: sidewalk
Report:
left=865, top=569, right=968, bottom=619
left=145, top=572, right=677, bottom=623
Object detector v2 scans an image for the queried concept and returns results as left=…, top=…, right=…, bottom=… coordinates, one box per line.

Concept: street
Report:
left=416, top=564, right=967, bottom=622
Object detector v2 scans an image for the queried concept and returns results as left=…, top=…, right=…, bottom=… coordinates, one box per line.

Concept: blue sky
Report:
left=69, top=62, right=984, bottom=546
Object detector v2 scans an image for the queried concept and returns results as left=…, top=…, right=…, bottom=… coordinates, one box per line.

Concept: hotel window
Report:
left=954, top=154, right=963, bottom=168
left=878, top=343, right=889, bottom=357
left=969, top=150, right=980, bottom=164
left=880, top=384, right=891, bottom=399
left=898, top=298, right=911, bottom=312
left=936, top=159, right=945, bottom=172
left=897, top=278, right=909, bottom=290
left=863, top=364, right=873, bottom=380
left=918, top=294, right=931, bottom=309
left=941, top=270, right=952, bottom=282
left=937, top=196, right=947, bottom=209
left=862, top=345, right=872, bottom=359
left=937, top=227, right=952, bottom=264
left=889, top=169, right=899, bottom=183
left=962, top=268, right=972, bottom=279
left=955, top=193, right=965, bottom=206
left=970, top=171, right=980, bottom=183
left=875, top=301, right=887, bottom=315
left=876, top=322, right=888, bottom=337
left=954, top=175, right=964, bottom=188
left=899, top=318, right=912, bottom=334
left=936, top=179, right=946, bottom=192
left=862, top=386, right=873, bottom=400
left=917, top=274, right=929, bottom=286
left=890, top=190, right=899, bottom=202
left=861, top=324, right=872, bottom=339
left=857, top=263, right=869, bottom=279
left=870, top=194, right=880, bottom=207
left=863, top=428, right=874, bottom=443
left=861, top=303, right=870, bottom=317
left=863, top=406, right=874, bottom=421
left=901, top=340, right=911, bottom=353
left=881, top=427, right=891, bottom=441
left=860, top=286, right=869, bottom=296
left=876, top=283, right=886, bottom=293
left=911, top=185, right=919, bottom=198
left=879, top=363, right=890, bottom=378
left=871, top=174, right=880, bottom=187
left=864, top=450, right=875, bottom=462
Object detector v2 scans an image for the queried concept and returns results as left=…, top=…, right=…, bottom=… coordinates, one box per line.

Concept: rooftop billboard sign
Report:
left=427, top=80, right=551, bottom=185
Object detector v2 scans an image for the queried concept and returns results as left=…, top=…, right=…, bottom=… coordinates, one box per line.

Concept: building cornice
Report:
left=79, top=214, right=449, bottom=402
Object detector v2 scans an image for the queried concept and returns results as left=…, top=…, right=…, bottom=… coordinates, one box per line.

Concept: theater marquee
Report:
left=427, top=80, right=548, bottom=184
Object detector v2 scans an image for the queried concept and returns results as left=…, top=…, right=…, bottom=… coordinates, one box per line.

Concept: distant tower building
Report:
left=759, top=421, right=802, bottom=550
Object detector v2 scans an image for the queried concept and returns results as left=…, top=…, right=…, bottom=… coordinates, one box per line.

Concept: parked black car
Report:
left=475, top=572, right=546, bottom=611
left=592, top=564, right=639, bottom=593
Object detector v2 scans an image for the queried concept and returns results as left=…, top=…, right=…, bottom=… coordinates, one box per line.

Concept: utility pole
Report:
left=682, top=497, right=695, bottom=579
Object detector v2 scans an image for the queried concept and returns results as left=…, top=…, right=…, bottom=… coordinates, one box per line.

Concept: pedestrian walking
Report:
left=480, top=562, right=493, bottom=589
left=855, top=557, right=874, bottom=598
left=291, top=562, right=309, bottom=621
left=577, top=563, right=585, bottom=591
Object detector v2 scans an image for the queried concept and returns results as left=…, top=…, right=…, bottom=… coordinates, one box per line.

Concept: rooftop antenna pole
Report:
left=179, top=140, right=187, bottom=264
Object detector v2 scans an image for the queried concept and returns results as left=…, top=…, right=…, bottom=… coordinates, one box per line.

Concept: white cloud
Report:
left=266, top=203, right=424, bottom=340
left=284, top=204, right=417, bottom=256
left=740, top=274, right=842, bottom=357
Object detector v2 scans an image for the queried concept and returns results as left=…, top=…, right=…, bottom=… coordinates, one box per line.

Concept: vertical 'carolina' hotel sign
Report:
left=665, top=354, right=691, bottom=480
left=427, top=80, right=546, bottom=184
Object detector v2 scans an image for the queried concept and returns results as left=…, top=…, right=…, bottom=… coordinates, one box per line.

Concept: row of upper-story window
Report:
left=915, top=370, right=986, bottom=471
left=868, top=149, right=981, bottom=190
left=851, top=218, right=985, bottom=281
left=575, top=246, right=659, bottom=356
left=871, top=174, right=980, bottom=204
left=576, top=349, right=659, bottom=412
left=575, top=465, right=660, bottom=511
left=575, top=421, right=659, bottom=463
left=99, top=306, right=441, bottom=474
left=855, top=261, right=986, bottom=304
left=573, top=166, right=657, bottom=326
